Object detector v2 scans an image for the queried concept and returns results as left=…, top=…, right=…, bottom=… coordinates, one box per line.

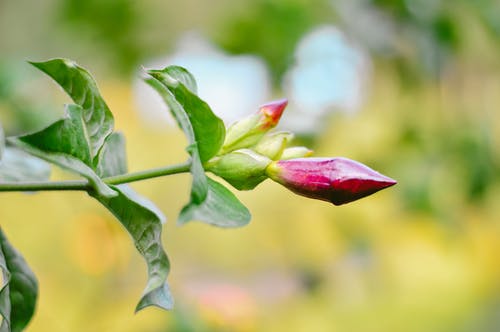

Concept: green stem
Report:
left=0, top=161, right=192, bottom=192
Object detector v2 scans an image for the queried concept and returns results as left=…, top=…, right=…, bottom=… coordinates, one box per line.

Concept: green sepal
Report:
left=179, top=177, right=251, bottom=228
left=0, top=227, right=38, bottom=332
left=206, top=149, right=271, bottom=190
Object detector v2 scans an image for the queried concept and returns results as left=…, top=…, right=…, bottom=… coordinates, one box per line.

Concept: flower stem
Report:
left=0, top=161, right=192, bottom=192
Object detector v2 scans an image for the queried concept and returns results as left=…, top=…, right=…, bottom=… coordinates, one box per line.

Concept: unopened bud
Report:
left=221, top=99, right=288, bottom=153
left=206, top=149, right=272, bottom=190
left=266, top=157, right=397, bottom=205
left=257, top=98, right=288, bottom=130
left=280, top=146, right=313, bottom=160
left=254, top=131, right=294, bottom=160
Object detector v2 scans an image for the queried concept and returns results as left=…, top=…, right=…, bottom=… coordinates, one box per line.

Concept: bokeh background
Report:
left=1, top=0, right=500, bottom=331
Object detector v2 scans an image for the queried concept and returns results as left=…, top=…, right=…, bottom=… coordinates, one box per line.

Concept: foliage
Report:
left=0, top=59, right=395, bottom=331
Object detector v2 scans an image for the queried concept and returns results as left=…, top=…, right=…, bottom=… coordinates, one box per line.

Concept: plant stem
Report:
left=0, top=161, right=192, bottom=192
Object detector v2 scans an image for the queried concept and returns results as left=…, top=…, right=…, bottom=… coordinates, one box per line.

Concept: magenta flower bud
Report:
left=266, top=157, right=397, bottom=205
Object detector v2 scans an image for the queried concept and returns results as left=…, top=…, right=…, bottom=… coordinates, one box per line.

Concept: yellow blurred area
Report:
left=1, top=0, right=500, bottom=331
left=1, top=63, right=499, bottom=331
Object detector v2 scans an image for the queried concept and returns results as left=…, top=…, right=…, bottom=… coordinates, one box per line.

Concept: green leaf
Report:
left=160, top=66, right=198, bottom=94
left=9, top=104, right=115, bottom=197
left=186, top=144, right=208, bottom=204
left=0, top=148, right=51, bottom=182
left=29, top=58, right=114, bottom=162
left=0, top=122, right=4, bottom=161
left=16, top=104, right=92, bottom=167
left=144, top=78, right=196, bottom=147
left=179, top=177, right=251, bottom=228
left=96, top=132, right=128, bottom=178
left=147, top=67, right=225, bottom=162
left=10, top=138, right=116, bottom=198
left=91, top=185, right=173, bottom=311
left=0, top=227, right=38, bottom=332
left=145, top=78, right=208, bottom=202
left=146, top=71, right=251, bottom=227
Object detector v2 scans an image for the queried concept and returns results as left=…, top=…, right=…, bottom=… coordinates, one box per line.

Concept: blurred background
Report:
left=1, top=0, right=500, bottom=331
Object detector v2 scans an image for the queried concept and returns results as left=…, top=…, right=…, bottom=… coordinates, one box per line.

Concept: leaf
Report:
left=145, top=78, right=208, bottom=202
left=9, top=104, right=115, bottom=197
left=147, top=67, right=225, bottom=162
left=91, top=185, right=173, bottom=311
left=10, top=138, right=116, bottom=198
left=0, top=148, right=51, bottom=182
left=95, top=132, right=127, bottom=178
left=146, top=69, right=251, bottom=227
left=29, top=59, right=114, bottom=162
left=160, top=66, right=197, bottom=94
left=144, top=78, right=196, bottom=147
left=186, top=144, right=208, bottom=204
left=179, top=177, right=251, bottom=228
left=16, top=104, right=92, bottom=167
left=0, top=227, right=38, bottom=332
left=0, top=122, right=4, bottom=161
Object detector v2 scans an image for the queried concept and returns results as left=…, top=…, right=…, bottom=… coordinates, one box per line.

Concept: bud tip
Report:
left=259, top=98, right=288, bottom=128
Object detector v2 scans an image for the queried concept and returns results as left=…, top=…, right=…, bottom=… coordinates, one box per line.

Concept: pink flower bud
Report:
left=257, top=98, right=288, bottom=130
left=266, top=157, right=397, bottom=205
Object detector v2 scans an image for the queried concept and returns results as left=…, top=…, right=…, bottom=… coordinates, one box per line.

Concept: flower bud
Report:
left=205, top=149, right=272, bottom=190
left=266, top=157, right=397, bottom=205
left=221, top=99, right=288, bottom=153
left=254, top=131, right=294, bottom=160
left=280, top=146, right=313, bottom=160
left=257, top=98, right=288, bottom=130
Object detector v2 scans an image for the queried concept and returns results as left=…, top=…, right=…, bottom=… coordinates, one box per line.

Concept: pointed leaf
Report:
left=160, top=66, right=197, bottom=94
left=147, top=67, right=225, bottom=162
left=145, top=78, right=208, bottom=202
left=179, top=177, right=251, bottom=228
left=0, top=148, right=51, bottom=182
left=0, top=228, right=38, bottom=332
left=96, top=132, right=127, bottom=178
left=91, top=185, right=173, bottom=311
left=30, top=59, right=114, bottom=162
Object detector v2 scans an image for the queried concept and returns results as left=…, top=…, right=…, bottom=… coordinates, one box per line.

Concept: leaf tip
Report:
left=134, top=284, right=174, bottom=313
